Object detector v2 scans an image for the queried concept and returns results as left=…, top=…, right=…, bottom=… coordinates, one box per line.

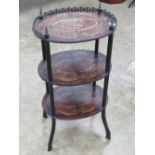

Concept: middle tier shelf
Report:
left=38, top=50, right=109, bottom=86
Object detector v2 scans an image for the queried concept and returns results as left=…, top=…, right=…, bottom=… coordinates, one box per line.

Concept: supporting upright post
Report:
left=44, top=27, right=56, bottom=151
left=98, top=2, right=102, bottom=15
left=41, top=40, right=46, bottom=60
left=93, top=39, right=99, bottom=87
left=41, top=40, right=50, bottom=94
left=41, top=40, right=49, bottom=118
left=101, top=34, right=114, bottom=139
left=95, top=39, right=99, bottom=57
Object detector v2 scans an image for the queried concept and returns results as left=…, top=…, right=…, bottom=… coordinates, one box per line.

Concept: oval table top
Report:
left=33, top=7, right=117, bottom=43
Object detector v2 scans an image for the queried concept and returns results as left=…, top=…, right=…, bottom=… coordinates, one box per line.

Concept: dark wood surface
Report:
left=42, top=84, right=105, bottom=120
left=33, top=7, right=115, bottom=43
left=38, top=50, right=110, bottom=86
left=99, top=0, right=125, bottom=4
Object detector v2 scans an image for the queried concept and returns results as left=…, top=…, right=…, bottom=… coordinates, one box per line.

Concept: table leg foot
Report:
left=48, top=118, right=56, bottom=151
left=102, top=108, right=111, bottom=140
left=105, top=132, right=111, bottom=140
left=43, top=111, right=48, bottom=119
left=48, top=145, right=52, bottom=151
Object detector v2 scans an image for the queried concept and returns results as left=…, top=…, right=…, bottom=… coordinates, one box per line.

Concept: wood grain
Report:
left=38, top=50, right=110, bottom=86
left=33, top=9, right=112, bottom=43
left=42, top=84, right=105, bottom=120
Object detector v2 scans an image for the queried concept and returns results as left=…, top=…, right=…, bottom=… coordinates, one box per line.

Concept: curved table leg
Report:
left=43, top=83, right=49, bottom=119
left=48, top=117, right=56, bottom=151
left=101, top=108, right=111, bottom=139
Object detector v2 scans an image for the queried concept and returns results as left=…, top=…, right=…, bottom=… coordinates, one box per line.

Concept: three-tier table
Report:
left=32, top=6, right=117, bottom=151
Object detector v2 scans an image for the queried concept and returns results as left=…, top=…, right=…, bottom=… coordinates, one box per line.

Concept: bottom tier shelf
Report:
left=42, top=84, right=105, bottom=120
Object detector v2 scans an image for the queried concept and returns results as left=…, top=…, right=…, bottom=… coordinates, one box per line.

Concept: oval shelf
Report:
left=42, top=84, right=105, bottom=120
left=32, top=7, right=116, bottom=43
left=38, top=50, right=109, bottom=86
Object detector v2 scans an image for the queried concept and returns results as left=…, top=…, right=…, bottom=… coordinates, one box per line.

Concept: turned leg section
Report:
left=101, top=108, right=111, bottom=139
left=48, top=118, right=56, bottom=151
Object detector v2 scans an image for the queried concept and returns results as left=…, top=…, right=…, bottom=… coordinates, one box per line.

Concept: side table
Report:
left=32, top=5, right=117, bottom=151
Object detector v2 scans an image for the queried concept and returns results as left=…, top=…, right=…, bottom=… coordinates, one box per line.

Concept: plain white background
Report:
left=0, top=0, right=19, bottom=154
left=136, top=0, right=155, bottom=155
left=0, top=0, right=155, bottom=155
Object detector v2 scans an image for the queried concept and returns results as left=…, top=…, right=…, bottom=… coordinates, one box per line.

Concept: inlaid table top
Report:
left=33, top=7, right=117, bottom=43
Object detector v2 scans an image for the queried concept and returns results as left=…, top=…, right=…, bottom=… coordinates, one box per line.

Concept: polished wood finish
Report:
left=99, top=0, right=125, bottom=4
left=33, top=8, right=114, bottom=43
left=42, top=84, right=105, bottom=120
left=38, top=50, right=110, bottom=86
left=32, top=7, right=116, bottom=151
left=32, top=6, right=117, bottom=151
